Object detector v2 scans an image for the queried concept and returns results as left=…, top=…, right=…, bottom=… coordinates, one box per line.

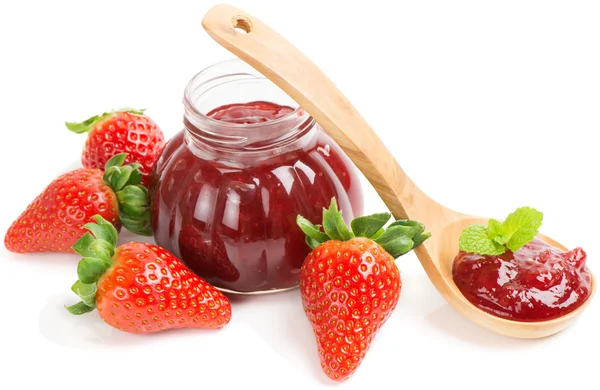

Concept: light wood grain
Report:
left=202, top=3, right=595, bottom=338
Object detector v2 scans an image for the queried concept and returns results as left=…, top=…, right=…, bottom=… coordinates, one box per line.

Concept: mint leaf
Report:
left=459, top=224, right=505, bottom=255
left=503, top=207, right=543, bottom=252
left=487, top=218, right=509, bottom=245
left=460, top=207, right=543, bottom=255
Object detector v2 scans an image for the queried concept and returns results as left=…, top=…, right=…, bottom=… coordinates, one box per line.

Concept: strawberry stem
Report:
left=296, top=198, right=431, bottom=258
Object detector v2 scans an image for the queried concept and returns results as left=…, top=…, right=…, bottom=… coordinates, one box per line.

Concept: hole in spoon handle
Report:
left=202, top=3, right=434, bottom=222
left=232, top=15, right=252, bottom=33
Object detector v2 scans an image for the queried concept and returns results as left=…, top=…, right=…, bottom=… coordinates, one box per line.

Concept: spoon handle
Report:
left=202, top=4, right=441, bottom=223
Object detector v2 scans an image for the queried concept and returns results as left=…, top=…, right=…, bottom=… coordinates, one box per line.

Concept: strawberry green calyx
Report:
left=66, top=215, right=118, bottom=315
left=102, top=153, right=152, bottom=236
left=65, top=108, right=146, bottom=134
left=297, top=198, right=431, bottom=258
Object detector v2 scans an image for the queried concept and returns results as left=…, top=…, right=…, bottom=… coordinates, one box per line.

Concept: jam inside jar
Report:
left=149, top=59, right=363, bottom=293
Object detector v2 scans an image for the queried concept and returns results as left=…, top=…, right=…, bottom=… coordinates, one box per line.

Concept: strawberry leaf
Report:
left=88, top=239, right=114, bottom=263
left=65, top=301, right=96, bottom=315
left=77, top=257, right=110, bottom=284
left=85, top=218, right=118, bottom=247
left=371, top=228, right=385, bottom=240
left=305, top=236, right=321, bottom=250
left=382, top=236, right=415, bottom=258
left=102, top=155, right=152, bottom=236
left=71, top=281, right=97, bottom=307
left=67, top=215, right=119, bottom=316
left=105, top=153, right=128, bottom=170
left=374, top=225, right=417, bottom=257
left=65, top=114, right=104, bottom=134
left=127, top=167, right=143, bottom=186
left=72, top=232, right=96, bottom=257
left=350, top=213, right=391, bottom=238
left=389, top=220, right=426, bottom=236
left=108, top=165, right=139, bottom=192
left=115, top=108, right=145, bottom=115
left=65, top=109, right=144, bottom=134
left=116, top=185, right=151, bottom=235
left=413, top=232, right=432, bottom=247
left=297, top=216, right=330, bottom=244
left=296, top=198, right=431, bottom=257
left=322, top=198, right=354, bottom=241
left=387, top=221, right=431, bottom=252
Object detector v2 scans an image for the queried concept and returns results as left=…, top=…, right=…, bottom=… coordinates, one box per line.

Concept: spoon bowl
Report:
left=419, top=217, right=596, bottom=338
left=202, top=3, right=595, bottom=338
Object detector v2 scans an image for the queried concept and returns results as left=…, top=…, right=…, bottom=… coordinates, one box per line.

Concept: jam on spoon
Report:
left=453, top=237, right=591, bottom=321
left=453, top=207, right=592, bottom=322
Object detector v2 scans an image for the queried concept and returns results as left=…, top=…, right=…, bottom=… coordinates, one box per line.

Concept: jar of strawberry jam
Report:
left=149, top=59, right=363, bottom=294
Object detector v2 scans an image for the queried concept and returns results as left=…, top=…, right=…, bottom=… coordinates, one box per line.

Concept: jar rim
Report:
left=183, top=58, right=305, bottom=129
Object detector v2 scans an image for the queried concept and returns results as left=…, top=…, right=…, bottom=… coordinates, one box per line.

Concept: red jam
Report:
left=205, top=101, right=294, bottom=124
left=452, top=238, right=592, bottom=321
left=149, top=101, right=363, bottom=293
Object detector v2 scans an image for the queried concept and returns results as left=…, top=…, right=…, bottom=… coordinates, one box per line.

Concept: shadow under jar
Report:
left=149, top=59, right=363, bottom=294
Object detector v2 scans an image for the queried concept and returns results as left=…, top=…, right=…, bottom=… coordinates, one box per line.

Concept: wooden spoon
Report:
left=202, top=4, right=595, bottom=338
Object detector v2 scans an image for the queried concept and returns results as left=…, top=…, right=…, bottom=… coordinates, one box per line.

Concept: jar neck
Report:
left=182, top=59, right=316, bottom=158
left=183, top=106, right=316, bottom=154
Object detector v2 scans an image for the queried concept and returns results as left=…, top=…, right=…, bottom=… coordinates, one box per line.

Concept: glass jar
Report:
left=149, top=59, right=363, bottom=294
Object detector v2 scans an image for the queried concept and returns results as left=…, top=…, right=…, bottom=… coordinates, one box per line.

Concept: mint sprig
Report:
left=459, top=207, right=543, bottom=255
left=296, top=198, right=431, bottom=259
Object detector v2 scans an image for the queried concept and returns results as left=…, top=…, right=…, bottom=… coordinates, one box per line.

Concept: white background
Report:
left=1, top=1, right=598, bottom=389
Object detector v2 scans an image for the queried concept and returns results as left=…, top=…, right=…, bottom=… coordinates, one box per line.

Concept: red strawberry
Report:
left=178, top=224, right=240, bottom=282
left=5, top=154, right=151, bottom=253
left=296, top=198, right=430, bottom=381
left=66, top=108, right=165, bottom=186
left=66, top=216, right=231, bottom=333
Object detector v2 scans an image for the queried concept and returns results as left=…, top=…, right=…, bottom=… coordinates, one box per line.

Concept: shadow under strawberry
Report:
left=178, top=224, right=240, bottom=283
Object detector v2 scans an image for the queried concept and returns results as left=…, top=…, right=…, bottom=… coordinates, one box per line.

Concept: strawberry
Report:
left=66, top=215, right=232, bottom=333
left=4, top=154, right=151, bottom=253
left=66, top=108, right=165, bottom=186
left=296, top=198, right=430, bottom=381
